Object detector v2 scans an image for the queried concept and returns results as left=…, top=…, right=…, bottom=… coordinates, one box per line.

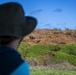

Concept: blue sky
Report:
left=0, top=0, right=76, bottom=30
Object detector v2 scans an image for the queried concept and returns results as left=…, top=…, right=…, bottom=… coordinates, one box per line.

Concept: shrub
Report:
left=53, top=45, right=61, bottom=51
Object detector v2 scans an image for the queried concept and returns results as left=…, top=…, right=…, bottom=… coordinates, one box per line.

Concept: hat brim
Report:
left=22, top=16, right=37, bottom=37
left=0, top=16, right=37, bottom=38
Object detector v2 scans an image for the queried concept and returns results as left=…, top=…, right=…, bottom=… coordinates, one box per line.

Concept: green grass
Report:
left=49, top=51, right=76, bottom=65
left=18, top=43, right=76, bottom=66
left=18, top=43, right=76, bottom=75
left=30, top=67, right=76, bottom=75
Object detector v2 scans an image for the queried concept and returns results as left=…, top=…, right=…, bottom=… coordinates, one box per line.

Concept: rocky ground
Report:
left=23, top=29, right=76, bottom=45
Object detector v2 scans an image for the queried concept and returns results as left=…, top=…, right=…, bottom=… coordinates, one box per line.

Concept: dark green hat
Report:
left=0, top=2, right=37, bottom=38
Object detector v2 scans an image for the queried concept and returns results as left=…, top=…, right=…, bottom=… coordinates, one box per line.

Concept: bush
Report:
left=53, top=45, right=61, bottom=51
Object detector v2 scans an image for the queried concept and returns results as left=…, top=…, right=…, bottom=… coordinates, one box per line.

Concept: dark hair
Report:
left=0, top=36, right=19, bottom=45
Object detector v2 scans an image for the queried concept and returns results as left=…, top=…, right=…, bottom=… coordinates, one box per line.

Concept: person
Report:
left=0, top=2, right=37, bottom=75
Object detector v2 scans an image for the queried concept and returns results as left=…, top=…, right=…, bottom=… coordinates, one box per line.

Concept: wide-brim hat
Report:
left=0, top=2, right=37, bottom=38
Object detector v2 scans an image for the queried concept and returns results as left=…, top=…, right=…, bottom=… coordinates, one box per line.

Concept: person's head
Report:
left=0, top=2, right=37, bottom=49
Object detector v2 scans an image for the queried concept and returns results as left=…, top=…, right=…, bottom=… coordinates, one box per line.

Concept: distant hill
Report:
left=23, top=29, right=76, bottom=45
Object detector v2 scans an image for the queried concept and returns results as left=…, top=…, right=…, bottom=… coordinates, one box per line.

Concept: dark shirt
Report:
left=0, top=47, right=30, bottom=75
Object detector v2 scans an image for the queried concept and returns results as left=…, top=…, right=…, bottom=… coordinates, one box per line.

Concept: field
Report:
left=30, top=67, right=76, bottom=75
left=18, top=42, right=76, bottom=75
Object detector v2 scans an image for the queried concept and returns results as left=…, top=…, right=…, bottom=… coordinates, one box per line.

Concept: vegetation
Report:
left=30, top=67, right=76, bottom=75
left=18, top=42, right=76, bottom=66
left=18, top=42, right=76, bottom=75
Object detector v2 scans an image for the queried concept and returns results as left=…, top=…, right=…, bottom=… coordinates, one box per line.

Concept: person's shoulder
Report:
left=10, top=61, right=30, bottom=75
left=0, top=47, right=24, bottom=64
left=0, top=47, right=27, bottom=75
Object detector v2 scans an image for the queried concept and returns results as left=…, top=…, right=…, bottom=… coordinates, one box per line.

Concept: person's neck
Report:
left=6, top=39, right=21, bottom=50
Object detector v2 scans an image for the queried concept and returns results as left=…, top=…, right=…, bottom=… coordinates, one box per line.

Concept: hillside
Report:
left=23, top=29, right=76, bottom=45
left=18, top=43, right=76, bottom=69
left=19, top=29, right=76, bottom=69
